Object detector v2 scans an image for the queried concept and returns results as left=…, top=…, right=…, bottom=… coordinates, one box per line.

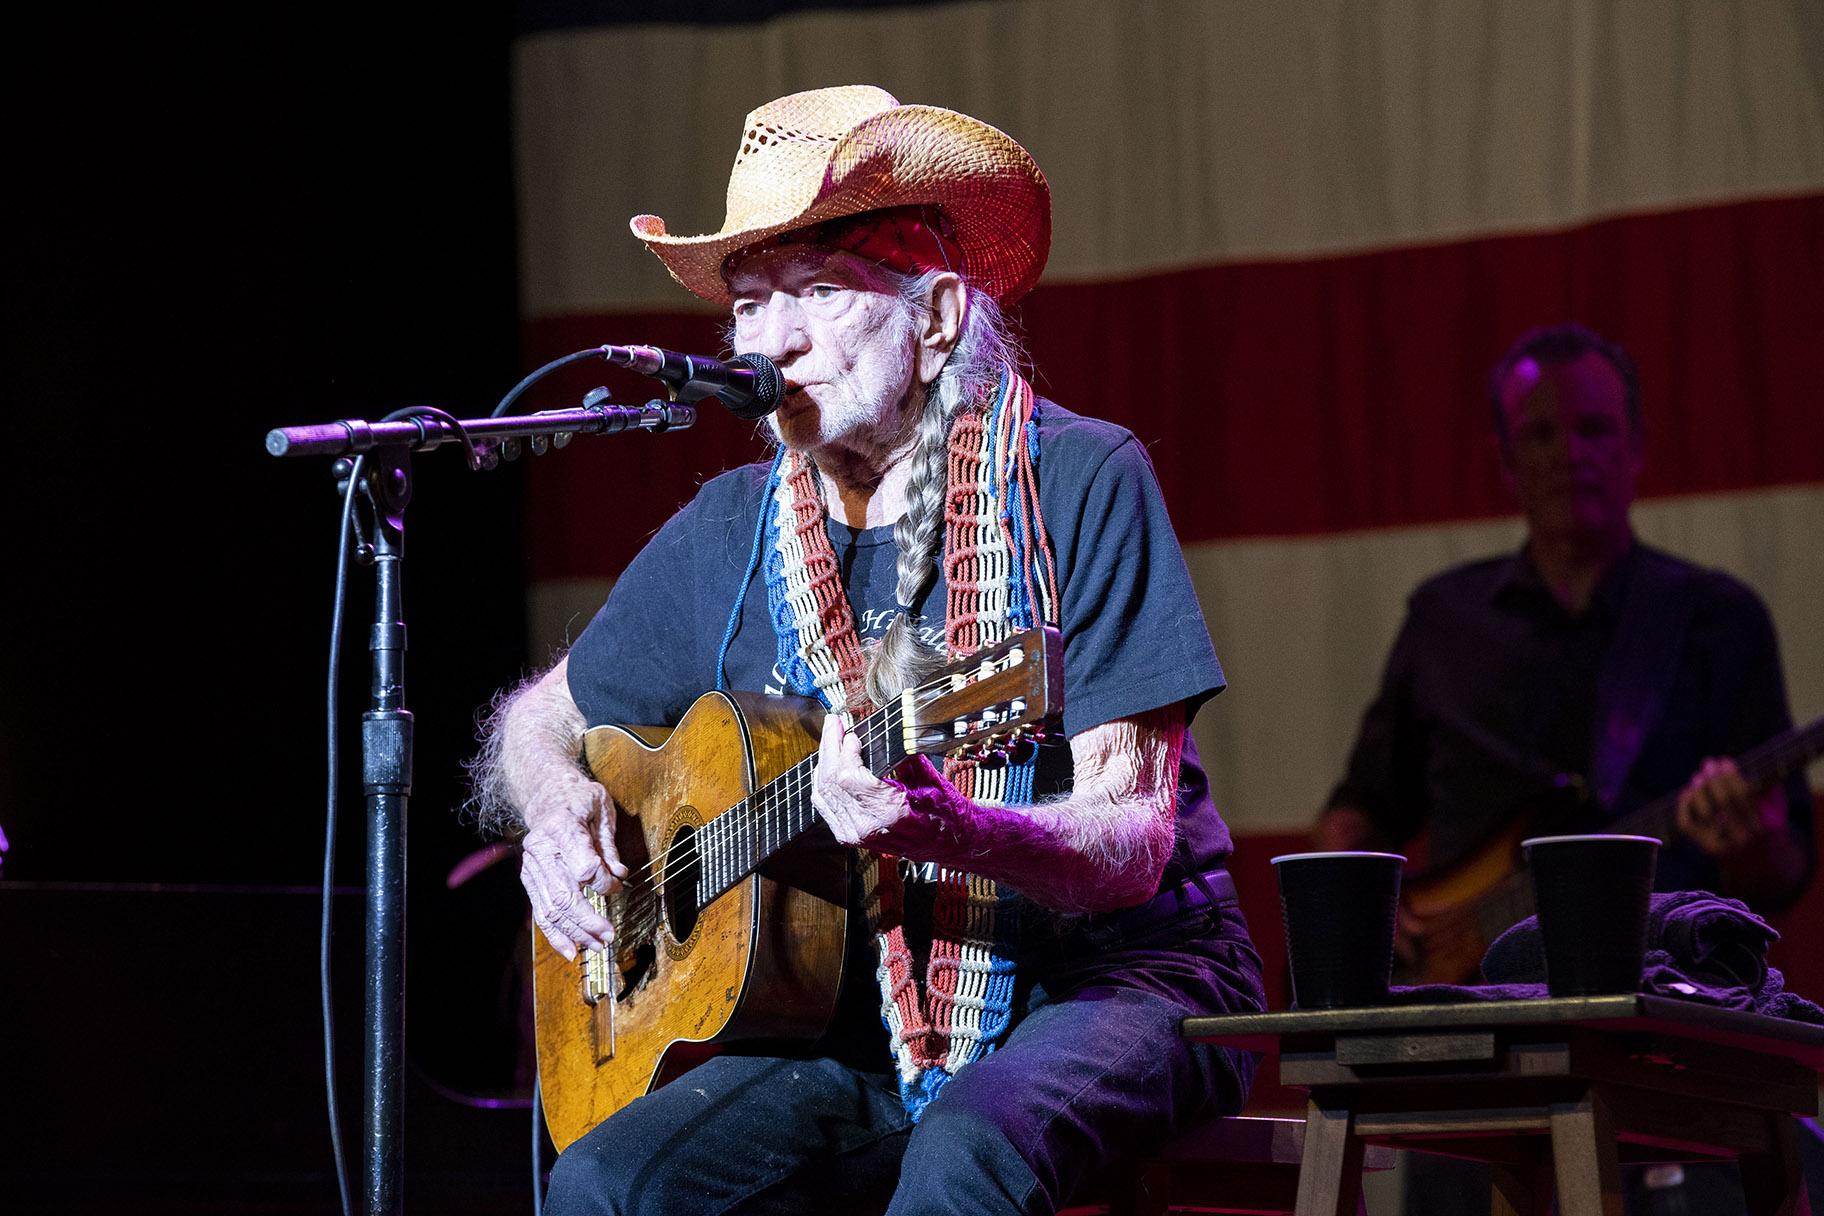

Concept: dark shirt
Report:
left=1329, top=541, right=1813, bottom=903
left=566, top=399, right=1236, bottom=891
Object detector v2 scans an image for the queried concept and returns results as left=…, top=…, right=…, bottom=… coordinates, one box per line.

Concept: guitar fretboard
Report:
left=691, top=700, right=906, bottom=906
left=1613, top=713, right=1824, bottom=841
left=1473, top=712, right=1824, bottom=939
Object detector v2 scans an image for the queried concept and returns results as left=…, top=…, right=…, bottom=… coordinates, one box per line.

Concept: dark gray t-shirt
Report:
left=567, top=400, right=1234, bottom=890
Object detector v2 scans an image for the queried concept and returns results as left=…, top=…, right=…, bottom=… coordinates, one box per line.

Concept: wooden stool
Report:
left=1185, top=994, right=1824, bottom=1216
left=1062, top=1114, right=1396, bottom=1215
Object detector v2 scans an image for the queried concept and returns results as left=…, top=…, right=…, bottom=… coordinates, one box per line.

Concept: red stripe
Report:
left=524, top=194, right=1824, bottom=581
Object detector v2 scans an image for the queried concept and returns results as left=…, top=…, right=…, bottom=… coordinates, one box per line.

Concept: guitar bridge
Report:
left=580, top=887, right=658, bottom=1006
left=582, top=889, right=615, bottom=1005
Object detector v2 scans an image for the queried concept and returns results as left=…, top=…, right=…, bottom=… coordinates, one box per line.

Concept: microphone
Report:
left=602, top=345, right=784, bottom=420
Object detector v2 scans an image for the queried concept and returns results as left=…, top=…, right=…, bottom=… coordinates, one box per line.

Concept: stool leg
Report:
left=1548, top=1092, right=1623, bottom=1216
left=1295, top=1098, right=1364, bottom=1216
left=1491, top=1155, right=1551, bottom=1216
left=1739, top=1113, right=1809, bottom=1216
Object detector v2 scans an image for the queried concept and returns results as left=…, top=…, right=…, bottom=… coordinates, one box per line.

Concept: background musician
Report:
left=1313, top=323, right=1815, bottom=1216
left=1316, top=323, right=1811, bottom=914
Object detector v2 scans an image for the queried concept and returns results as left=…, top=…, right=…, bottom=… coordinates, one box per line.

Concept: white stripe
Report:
left=1187, top=484, right=1824, bottom=834
left=514, top=0, right=1824, bottom=318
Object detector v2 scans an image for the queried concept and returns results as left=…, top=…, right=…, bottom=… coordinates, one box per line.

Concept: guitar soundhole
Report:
left=615, top=925, right=655, bottom=1002
left=662, top=822, right=702, bottom=947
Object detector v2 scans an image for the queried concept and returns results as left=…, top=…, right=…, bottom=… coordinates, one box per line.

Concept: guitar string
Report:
left=611, top=717, right=1037, bottom=944
left=1611, top=716, right=1824, bottom=838
left=614, top=704, right=900, bottom=893
left=606, top=656, right=1017, bottom=895
left=607, top=732, right=938, bottom=944
left=596, top=660, right=1036, bottom=945
left=609, top=716, right=982, bottom=942
left=606, top=668, right=1047, bottom=945
left=608, top=760, right=833, bottom=944
left=1741, top=719, right=1824, bottom=779
left=608, top=759, right=826, bottom=941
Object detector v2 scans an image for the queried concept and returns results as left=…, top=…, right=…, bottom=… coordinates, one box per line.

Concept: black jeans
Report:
left=545, top=900, right=1265, bottom=1216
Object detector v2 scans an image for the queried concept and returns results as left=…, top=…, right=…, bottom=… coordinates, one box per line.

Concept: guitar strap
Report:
left=1588, top=545, right=1700, bottom=813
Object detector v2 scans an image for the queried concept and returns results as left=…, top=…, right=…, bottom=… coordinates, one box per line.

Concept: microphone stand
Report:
left=352, top=444, right=410, bottom=1216
left=270, top=394, right=694, bottom=1216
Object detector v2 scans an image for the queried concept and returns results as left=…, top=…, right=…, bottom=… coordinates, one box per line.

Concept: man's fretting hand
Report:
left=1675, top=756, right=1785, bottom=859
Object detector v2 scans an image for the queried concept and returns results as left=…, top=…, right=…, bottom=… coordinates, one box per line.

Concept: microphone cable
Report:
left=322, top=450, right=362, bottom=1216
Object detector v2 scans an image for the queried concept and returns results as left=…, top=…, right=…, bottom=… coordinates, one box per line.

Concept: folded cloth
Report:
left=1450, top=890, right=1824, bottom=1024
left=1648, top=890, right=1774, bottom=992
left=1482, top=891, right=1771, bottom=987
left=1384, top=982, right=1546, bottom=1004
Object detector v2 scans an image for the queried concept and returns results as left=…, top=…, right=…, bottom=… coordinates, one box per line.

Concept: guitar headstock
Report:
left=899, top=625, right=1064, bottom=764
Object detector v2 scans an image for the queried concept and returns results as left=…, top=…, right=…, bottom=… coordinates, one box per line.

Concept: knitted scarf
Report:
left=721, top=364, right=1057, bottom=1119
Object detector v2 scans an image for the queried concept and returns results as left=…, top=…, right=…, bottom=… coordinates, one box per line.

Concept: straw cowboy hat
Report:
left=631, top=85, right=1051, bottom=305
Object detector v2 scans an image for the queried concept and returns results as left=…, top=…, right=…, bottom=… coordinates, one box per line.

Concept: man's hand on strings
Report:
left=811, top=712, right=973, bottom=857
left=1675, top=755, right=1810, bottom=905
left=811, top=711, right=912, bottom=844
left=1675, top=756, right=1786, bottom=859
left=519, top=768, right=627, bottom=960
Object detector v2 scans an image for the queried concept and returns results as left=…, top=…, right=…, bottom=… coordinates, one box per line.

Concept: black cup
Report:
left=1271, top=851, right=1405, bottom=1009
left=1522, top=834, right=1659, bottom=996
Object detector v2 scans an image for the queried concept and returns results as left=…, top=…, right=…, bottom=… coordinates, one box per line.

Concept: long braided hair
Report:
left=863, top=268, right=1027, bottom=707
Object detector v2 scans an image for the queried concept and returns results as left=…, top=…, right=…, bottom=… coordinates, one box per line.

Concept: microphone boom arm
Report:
left=265, top=400, right=694, bottom=460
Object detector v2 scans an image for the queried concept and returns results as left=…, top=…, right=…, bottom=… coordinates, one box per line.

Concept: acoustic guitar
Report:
left=532, top=626, right=1064, bottom=1150
left=1395, top=713, right=1824, bottom=984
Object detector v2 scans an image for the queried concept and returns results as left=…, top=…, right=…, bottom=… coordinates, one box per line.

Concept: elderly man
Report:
left=482, top=86, right=1263, bottom=1216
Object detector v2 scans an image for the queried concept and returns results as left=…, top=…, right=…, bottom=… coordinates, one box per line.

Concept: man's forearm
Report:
left=885, top=706, right=1183, bottom=914
left=468, top=655, right=590, bottom=833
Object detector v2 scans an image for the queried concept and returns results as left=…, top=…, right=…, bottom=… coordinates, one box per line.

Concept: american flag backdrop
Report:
left=509, top=0, right=1824, bottom=849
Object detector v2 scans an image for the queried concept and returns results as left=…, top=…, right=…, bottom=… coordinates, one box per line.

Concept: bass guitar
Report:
left=532, top=626, right=1063, bottom=1149
left=1395, top=713, right=1824, bottom=984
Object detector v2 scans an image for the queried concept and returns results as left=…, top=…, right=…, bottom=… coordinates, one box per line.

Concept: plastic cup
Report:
left=1271, top=851, right=1406, bottom=1009
left=1521, top=834, right=1660, bottom=996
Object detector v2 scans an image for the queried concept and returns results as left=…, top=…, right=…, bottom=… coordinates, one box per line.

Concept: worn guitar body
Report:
left=530, top=627, right=1064, bottom=1151
left=531, top=691, right=849, bottom=1151
left=1394, top=818, right=1533, bottom=984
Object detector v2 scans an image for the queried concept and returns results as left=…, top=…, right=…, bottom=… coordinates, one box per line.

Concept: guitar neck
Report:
left=1610, top=713, right=1824, bottom=841
left=691, top=700, right=908, bottom=906
left=681, top=625, right=1063, bottom=910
